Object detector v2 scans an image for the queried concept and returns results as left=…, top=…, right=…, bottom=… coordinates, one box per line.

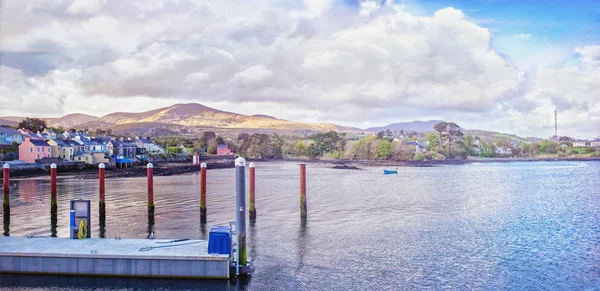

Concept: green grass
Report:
left=570, top=147, right=588, bottom=153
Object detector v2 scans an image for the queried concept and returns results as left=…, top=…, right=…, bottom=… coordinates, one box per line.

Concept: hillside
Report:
left=88, top=103, right=355, bottom=133
left=366, top=120, right=445, bottom=133
left=47, top=113, right=99, bottom=129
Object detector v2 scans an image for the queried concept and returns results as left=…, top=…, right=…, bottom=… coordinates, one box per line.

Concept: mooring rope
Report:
left=138, top=241, right=201, bottom=252
left=77, top=219, right=87, bottom=239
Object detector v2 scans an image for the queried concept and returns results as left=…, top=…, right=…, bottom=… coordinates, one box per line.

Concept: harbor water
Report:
left=1, top=161, right=599, bottom=290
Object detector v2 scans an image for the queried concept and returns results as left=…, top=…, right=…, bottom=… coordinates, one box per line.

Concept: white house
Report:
left=591, top=139, right=600, bottom=148
left=573, top=140, right=588, bottom=147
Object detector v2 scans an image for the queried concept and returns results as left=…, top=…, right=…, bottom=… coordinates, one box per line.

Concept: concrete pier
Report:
left=0, top=236, right=230, bottom=279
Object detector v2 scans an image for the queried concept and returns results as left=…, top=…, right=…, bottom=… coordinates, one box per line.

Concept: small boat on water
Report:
left=383, top=169, right=398, bottom=175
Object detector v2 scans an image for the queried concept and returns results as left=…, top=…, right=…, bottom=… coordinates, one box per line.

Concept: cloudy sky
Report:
left=0, top=0, right=599, bottom=138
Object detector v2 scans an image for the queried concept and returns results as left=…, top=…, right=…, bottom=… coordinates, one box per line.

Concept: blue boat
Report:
left=383, top=169, right=398, bottom=175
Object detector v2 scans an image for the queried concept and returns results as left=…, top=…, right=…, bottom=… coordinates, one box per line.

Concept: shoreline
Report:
left=2, top=156, right=598, bottom=180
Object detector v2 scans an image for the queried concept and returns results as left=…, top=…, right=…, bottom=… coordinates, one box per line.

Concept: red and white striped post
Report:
left=249, top=162, right=257, bottom=220
left=147, top=163, right=154, bottom=211
left=50, top=163, right=57, bottom=215
left=200, top=162, right=207, bottom=222
left=2, top=164, right=9, bottom=210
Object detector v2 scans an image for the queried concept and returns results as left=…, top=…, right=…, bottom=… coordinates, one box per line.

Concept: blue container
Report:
left=208, top=226, right=232, bottom=255
left=70, top=210, right=76, bottom=227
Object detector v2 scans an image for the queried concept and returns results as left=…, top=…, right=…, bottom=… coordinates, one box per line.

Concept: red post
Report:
left=99, top=163, right=105, bottom=206
left=300, top=164, right=307, bottom=218
left=147, top=163, right=154, bottom=210
left=200, top=162, right=207, bottom=222
left=50, top=163, right=57, bottom=214
left=249, top=163, right=256, bottom=220
left=3, top=164, right=9, bottom=209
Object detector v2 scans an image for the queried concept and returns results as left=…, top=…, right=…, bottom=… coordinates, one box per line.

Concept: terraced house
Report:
left=19, top=138, right=51, bottom=163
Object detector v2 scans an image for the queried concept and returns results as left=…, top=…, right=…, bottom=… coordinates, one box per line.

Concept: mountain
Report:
left=81, top=103, right=353, bottom=132
left=0, top=118, right=19, bottom=127
left=69, top=103, right=359, bottom=136
left=47, top=114, right=99, bottom=129
left=366, top=120, right=445, bottom=133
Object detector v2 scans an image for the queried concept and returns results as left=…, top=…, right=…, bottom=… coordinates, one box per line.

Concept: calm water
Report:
left=1, top=161, right=599, bottom=290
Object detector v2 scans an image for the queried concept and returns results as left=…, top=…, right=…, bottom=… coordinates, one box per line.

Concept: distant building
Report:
left=217, top=144, right=232, bottom=155
left=0, top=126, right=23, bottom=145
left=573, top=140, right=588, bottom=148
left=19, top=138, right=51, bottom=163
left=591, top=139, right=600, bottom=148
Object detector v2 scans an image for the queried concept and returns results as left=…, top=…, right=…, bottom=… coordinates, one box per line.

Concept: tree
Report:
left=378, top=140, right=392, bottom=159
left=18, top=117, right=46, bottom=132
left=426, top=134, right=441, bottom=151
left=376, top=131, right=384, bottom=139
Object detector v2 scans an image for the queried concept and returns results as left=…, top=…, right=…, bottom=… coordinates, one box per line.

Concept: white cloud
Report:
left=513, top=33, right=532, bottom=40
left=0, top=0, right=597, bottom=138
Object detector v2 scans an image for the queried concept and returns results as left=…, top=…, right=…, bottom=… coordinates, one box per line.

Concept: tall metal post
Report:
left=235, top=157, right=247, bottom=274
left=3, top=163, right=9, bottom=218
left=300, top=164, right=307, bottom=219
left=249, top=162, right=256, bottom=220
left=50, top=163, right=57, bottom=215
left=147, top=163, right=154, bottom=211
left=99, top=163, right=106, bottom=210
left=200, top=162, right=207, bottom=223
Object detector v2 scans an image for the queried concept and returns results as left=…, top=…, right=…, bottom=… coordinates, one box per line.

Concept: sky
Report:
left=0, top=0, right=599, bottom=139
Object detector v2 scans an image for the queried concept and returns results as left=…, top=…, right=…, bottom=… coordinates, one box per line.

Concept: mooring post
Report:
left=249, top=162, right=256, bottom=220
left=235, top=157, right=247, bottom=274
left=147, top=163, right=154, bottom=211
left=99, top=163, right=106, bottom=213
left=3, top=163, right=9, bottom=212
left=300, top=164, right=307, bottom=219
left=50, top=163, right=57, bottom=215
left=200, top=162, right=207, bottom=223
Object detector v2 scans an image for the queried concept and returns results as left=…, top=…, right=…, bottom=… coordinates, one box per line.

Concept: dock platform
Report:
left=0, top=236, right=230, bottom=279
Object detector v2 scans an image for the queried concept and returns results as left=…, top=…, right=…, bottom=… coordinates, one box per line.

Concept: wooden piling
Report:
left=98, top=163, right=106, bottom=237
left=200, top=162, right=207, bottom=223
left=300, top=164, right=307, bottom=219
left=2, top=164, right=9, bottom=211
left=99, top=163, right=105, bottom=210
left=249, top=162, right=256, bottom=220
left=147, top=163, right=154, bottom=211
left=50, top=163, right=57, bottom=215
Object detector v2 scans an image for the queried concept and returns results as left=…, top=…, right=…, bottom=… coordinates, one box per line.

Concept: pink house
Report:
left=19, top=138, right=51, bottom=163
left=216, top=144, right=232, bottom=155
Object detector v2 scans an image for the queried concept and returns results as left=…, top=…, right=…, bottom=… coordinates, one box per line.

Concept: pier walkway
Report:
left=0, top=236, right=230, bottom=279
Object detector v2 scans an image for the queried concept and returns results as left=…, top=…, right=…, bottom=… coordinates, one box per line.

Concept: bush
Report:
left=413, top=154, right=425, bottom=161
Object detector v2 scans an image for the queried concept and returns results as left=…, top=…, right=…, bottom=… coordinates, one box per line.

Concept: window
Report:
left=37, top=147, right=40, bottom=152
left=30, top=147, right=33, bottom=152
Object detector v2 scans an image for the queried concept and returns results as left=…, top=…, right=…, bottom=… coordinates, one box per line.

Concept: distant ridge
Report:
left=366, top=120, right=445, bottom=133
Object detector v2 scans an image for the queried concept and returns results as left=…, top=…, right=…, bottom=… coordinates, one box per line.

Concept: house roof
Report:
left=0, top=126, right=20, bottom=135
left=29, top=139, right=50, bottom=147
left=137, top=137, right=153, bottom=143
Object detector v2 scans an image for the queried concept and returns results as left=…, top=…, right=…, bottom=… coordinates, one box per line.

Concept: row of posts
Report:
left=2, top=161, right=308, bottom=233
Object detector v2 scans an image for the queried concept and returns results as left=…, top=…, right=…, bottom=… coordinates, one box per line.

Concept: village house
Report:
left=135, top=137, right=161, bottom=153
left=47, top=139, right=75, bottom=161
left=572, top=140, right=588, bottom=147
left=19, top=138, right=51, bottom=163
left=217, top=144, right=232, bottom=155
left=495, top=146, right=513, bottom=156
left=177, top=144, right=188, bottom=154
left=42, top=129, right=58, bottom=140
left=19, top=129, right=40, bottom=140
left=591, top=139, right=600, bottom=148
left=0, top=126, right=24, bottom=145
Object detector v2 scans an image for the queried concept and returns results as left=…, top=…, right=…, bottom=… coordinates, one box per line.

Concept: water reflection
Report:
left=50, top=212, right=57, bottom=237
left=296, top=217, right=308, bottom=272
left=3, top=210, right=9, bottom=236
left=147, top=208, right=154, bottom=239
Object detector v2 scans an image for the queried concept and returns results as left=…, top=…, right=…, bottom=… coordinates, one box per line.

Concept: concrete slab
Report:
left=0, top=237, right=230, bottom=279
